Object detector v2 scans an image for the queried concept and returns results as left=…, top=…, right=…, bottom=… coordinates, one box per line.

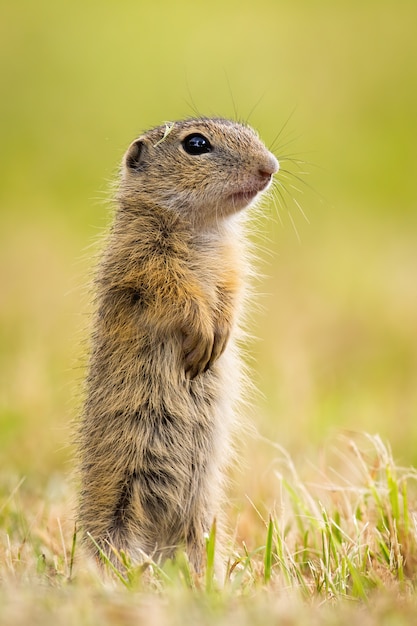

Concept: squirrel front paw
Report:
left=204, top=319, right=231, bottom=372
left=182, top=323, right=214, bottom=380
left=181, top=317, right=231, bottom=379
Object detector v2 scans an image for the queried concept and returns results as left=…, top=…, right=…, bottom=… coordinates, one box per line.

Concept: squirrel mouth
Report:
left=229, top=190, right=258, bottom=205
left=228, top=179, right=270, bottom=207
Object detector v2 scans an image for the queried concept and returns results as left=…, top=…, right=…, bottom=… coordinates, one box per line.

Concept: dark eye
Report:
left=182, top=133, right=212, bottom=155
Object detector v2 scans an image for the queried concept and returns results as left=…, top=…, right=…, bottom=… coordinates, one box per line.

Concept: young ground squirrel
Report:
left=78, top=117, right=278, bottom=573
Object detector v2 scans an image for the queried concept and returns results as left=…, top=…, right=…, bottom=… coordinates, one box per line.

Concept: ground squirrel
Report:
left=78, top=117, right=278, bottom=573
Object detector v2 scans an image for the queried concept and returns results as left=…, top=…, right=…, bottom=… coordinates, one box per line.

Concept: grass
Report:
left=1, top=434, right=417, bottom=625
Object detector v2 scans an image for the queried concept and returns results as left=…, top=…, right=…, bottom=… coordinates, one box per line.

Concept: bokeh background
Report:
left=1, top=0, right=416, bottom=512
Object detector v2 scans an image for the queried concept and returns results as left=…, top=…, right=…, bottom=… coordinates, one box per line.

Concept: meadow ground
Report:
left=1, top=0, right=417, bottom=623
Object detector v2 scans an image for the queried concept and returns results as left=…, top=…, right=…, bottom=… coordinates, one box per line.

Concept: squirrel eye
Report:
left=182, top=133, right=212, bottom=155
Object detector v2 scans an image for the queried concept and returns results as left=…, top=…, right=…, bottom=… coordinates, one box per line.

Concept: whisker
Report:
left=277, top=181, right=310, bottom=224
left=224, top=70, right=239, bottom=121
left=279, top=168, right=324, bottom=200
left=270, top=188, right=285, bottom=228
left=268, top=114, right=322, bottom=238
left=292, top=196, right=310, bottom=224
left=281, top=170, right=310, bottom=178
left=244, top=92, right=266, bottom=125
left=273, top=182, right=302, bottom=240
left=272, top=133, right=304, bottom=156
left=269, top=107, right=298, bottom=152
left=280, top=181, right=305, bottom=197
left=183, top=72, right=202, bottom=118
left=274, top=183, right=289, bottom=208
left=287, top=207, right=301, bottom=243
left=279, top=155, right=323, bottom=171
left=279, top=158, right=308, bottom=169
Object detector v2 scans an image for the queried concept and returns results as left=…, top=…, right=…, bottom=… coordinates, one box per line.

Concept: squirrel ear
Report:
left=125, top=139, right=145, bottom=170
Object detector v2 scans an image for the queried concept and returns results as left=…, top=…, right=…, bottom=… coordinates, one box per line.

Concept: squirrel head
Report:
left=119, top=117, right=279, bottom=228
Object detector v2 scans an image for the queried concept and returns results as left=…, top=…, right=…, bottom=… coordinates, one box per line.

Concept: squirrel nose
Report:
left=258, top=153, right=279, bottom=179
left=258, top=168, right=273, bottom=180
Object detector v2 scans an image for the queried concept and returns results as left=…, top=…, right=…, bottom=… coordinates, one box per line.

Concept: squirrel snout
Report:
left=258, top=153, right=279, bottom=179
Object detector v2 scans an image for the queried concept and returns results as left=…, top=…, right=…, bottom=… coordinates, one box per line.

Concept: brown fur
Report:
left=78, top=117, right=278, bottom=572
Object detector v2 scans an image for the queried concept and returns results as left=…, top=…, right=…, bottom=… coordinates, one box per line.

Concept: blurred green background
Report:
left=1, top=0, right=416, bottom=495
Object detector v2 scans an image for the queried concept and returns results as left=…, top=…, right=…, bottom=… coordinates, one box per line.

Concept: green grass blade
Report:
left=205, top=518, right=217, bottom=592
left=264, top=516, right=274, bottom=584
left=86, top=533, right=129, bottom=588
left=68, top=522, right=77, bottom=582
